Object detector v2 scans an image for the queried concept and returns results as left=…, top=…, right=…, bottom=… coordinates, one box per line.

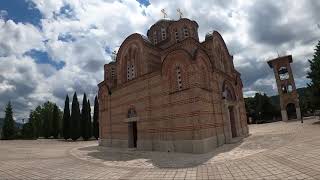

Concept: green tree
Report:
left=1, top=102, right=16, bottom=140
left=85, top=99, right=92, bottom=140
left=31, top=106, right=42, bottom=138
left=63, top=95, right=71, bottom=140
left=307, top=41, right=320, bottom=109
left=70, top=92, right=81, bottom=141
left=21, top=112, right=35, bottom=139
left=245, top=93, right=280, bottom=123
left=93, top=96, right=99, bottom=140
left=42, top=101, right=55, bottom=138
left=52, top=105, right=60, bottom=138
left=81, top=93, right=88, bottom=139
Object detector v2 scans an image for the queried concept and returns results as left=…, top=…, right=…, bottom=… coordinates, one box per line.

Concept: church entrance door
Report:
left=128, top=121, right=137, bottom=148
left=228, top=106, right=237, bottom=138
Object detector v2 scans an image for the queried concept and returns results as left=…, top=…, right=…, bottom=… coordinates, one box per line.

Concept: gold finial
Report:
left=161, top=9, right=167, bottom=19
left=177, top=8, right=183, bottom=19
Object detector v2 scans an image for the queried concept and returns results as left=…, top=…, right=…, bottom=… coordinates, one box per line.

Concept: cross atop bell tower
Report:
left=267, top=55, right=302, bottom=121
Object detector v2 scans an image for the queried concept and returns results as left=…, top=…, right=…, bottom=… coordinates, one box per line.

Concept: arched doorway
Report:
left=222, top=81, right=238, bottom=138
left=286, top=103, right=297, bottom=120
left=127, top=108, right=137, bottom=148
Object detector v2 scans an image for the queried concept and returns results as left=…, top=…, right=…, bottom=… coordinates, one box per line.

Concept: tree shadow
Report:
left=77, top=140, right=244, bottom=169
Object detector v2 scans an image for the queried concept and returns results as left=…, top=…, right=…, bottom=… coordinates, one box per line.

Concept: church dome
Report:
left=147, top=18, right=199, bottom=48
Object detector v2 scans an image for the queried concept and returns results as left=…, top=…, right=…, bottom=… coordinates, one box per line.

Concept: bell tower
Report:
left=267, top=55, right=301, bottom=121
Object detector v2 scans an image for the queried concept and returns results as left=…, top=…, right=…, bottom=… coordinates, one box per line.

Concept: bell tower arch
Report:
left=267, top=55, right=302, bottom=121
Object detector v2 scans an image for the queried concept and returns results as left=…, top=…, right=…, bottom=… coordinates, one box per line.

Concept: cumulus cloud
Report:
left=0, top=19, right=44, bottom=56
left=0, top=56, right=46, bottom=118
left=0, top=0, right=319, bottom=119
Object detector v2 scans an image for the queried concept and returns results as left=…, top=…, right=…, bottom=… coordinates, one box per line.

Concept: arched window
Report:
left=128, top=108, right=137, bottom=118
left=288, top=84, right=293, bottom=92
left=183, top=27, right=189, bottom=38
left=220, top=60, right=225, bottom=72
left=278, top=67, right=289, bottom=80
left=161, top=28, right=166, bottom=40
left=176, top=66, right=183, bottom=90
left=281, top=85, right=288, bottom=93
left=222, top=82, right=236, bottom=101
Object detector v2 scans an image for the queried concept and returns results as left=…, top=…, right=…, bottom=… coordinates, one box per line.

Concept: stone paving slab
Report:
left=0, top=117, right=320, bottom=179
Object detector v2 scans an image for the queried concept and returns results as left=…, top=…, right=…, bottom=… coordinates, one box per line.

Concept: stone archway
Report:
left=222, top=81, right=239, bottom=141
left=286, top=103, right=297, bottom=120
left=127, top=108, right=138, bottom=148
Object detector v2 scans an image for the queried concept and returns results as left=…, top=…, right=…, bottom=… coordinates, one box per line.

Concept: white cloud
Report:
left=0, top=19, right=44, bottom=56
left=0, top=0, right=319, bottom=119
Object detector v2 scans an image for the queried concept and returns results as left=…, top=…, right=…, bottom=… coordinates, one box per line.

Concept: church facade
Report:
left=98, top=18, right=248, bottom=153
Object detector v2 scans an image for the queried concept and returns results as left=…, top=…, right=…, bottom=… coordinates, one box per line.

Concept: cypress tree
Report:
left=70, top=92, right=81, bottom=141
left=307, top=41, right=320, bottom=109
left=1, top=102, right=16, bottom=140
left=52, top=105, right=59, bottom=138
left=93, top=96, right=99, bottom=140
left=63, top=95, right=71, bottom=140
left=32, top=106, right=42, bottom=138
left=43, top=108, right=50, bottom=138
left=81, top=93, right=88, bottom=139
left=42, top=101, right=54, bottom=138
left=86, top=99, right=92, bottom=140
left=22, top=112, right=35, bottom=139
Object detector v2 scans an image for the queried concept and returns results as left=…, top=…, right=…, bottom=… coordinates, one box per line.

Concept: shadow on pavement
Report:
left=77, top=141, right=243, bottom=168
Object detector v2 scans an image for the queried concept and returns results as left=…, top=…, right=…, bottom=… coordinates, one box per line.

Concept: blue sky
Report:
left=0, top=0, right=42, bottom=26
left=0, top=0, right=319, bottom=120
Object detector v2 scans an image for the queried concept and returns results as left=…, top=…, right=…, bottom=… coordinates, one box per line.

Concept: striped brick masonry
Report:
left=98, top=18, right=249, bottom=153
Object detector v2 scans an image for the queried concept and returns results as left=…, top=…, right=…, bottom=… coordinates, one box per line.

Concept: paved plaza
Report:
left=1, top=118, right=320, bottom=179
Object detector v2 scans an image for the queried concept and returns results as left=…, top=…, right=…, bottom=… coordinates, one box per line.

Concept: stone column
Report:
left=296, top=107, right=302, bottom=120
left=281, top=110, right=288, bottom=121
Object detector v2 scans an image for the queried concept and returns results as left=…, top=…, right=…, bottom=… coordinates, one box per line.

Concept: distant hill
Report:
left=0, top=118, right=23, bottom=132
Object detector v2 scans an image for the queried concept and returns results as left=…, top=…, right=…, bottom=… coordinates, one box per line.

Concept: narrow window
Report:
left=176, top=66, right=182, bottom=90
left=175, top=30, right=179, bottom=42
left=183, top=27, right=189, bottom=38
left=161, top=28, right=166, bottom=40
left=220, top=60, right=225, bottom=72
left=127, top=63, right=131, bottom=80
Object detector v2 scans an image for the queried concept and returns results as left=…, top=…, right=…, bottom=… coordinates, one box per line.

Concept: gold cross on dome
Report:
left=177, top=8, right=183, bottom=19
left=161, top=9, right=167, bottom=18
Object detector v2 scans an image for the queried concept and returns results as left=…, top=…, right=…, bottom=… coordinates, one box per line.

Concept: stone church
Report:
left=98, top=18, right=248, bottom=153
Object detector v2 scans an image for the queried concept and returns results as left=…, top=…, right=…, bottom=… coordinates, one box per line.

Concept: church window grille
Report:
left=111, top=67, right=115, bottom=78
left=183, top=27, right=189, bottom=38
left=176, top=66, right=183, bottom=90
left=131, top=64, right=135, bottom=79
left=175, top=30, right=179, bottom=42
left=127, top=63, right=131, bottom=80
left=127, top=62, right=135, bottom=81
left=161, top=28, right=166, bottom=40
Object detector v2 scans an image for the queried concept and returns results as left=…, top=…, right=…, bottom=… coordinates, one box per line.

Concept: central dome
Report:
left=146, top=18, right=199, bottom=48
